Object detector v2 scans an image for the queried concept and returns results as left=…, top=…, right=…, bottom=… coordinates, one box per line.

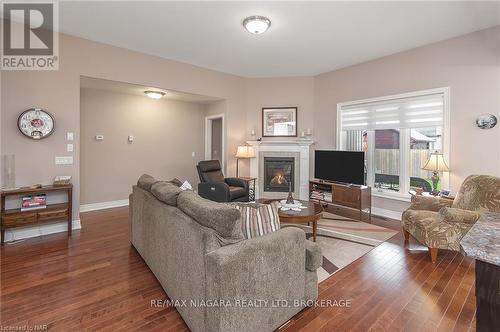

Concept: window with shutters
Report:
left=337, top=88, right=450, bottom=200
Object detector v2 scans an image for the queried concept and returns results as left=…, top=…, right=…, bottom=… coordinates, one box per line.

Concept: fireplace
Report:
left=264, top=157, right=295, bottom=192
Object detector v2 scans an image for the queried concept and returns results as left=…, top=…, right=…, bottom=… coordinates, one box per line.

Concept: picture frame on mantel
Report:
left=262, top=107, right=297, bottom=137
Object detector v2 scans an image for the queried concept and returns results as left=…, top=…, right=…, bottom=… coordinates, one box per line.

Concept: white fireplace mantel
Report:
left=246, top=139, right=314, bottom=200
left=246, top=139, right=314, bottom=147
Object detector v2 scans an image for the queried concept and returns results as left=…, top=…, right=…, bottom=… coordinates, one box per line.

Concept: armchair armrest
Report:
left=198, top=182, right=230, bottom=202
left=204, top=227, right=307, bottom=331
left=408, top=195, right=453, bottom=212
left=439, top=207, right=481, bottom=224
left=225, top=177, right=248, bottom=189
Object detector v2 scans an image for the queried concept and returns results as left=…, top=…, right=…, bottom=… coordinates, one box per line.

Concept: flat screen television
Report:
left=314, top=150, right=365, bottom=185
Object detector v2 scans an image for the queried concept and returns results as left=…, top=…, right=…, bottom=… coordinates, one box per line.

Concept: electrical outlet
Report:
left=191, top=152, right=195, bottom=157
left=95, top=135, right=104, bottom=141
left=67, top=144, right=74, bottom=152
left=67, top=132, right=74, bottom=141
left=55, top=156, right=73, bottom=165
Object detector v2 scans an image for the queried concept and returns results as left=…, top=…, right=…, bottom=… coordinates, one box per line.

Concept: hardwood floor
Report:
left=1, top=207, right=476, bottom=331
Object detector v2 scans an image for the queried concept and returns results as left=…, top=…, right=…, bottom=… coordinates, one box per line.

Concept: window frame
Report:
left=336, top=87, right=450, bottom=201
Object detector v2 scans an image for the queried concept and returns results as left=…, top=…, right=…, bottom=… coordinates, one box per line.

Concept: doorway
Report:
left=205, top=114, right=225, bottom=172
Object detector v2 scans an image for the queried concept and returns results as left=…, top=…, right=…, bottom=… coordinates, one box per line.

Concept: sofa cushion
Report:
left=177, top=191, right=244, bottom=242
left=231, top=202, right=281, bottom=239
left=402, top=209, right=472, bottom=251
left=151, top=181, right=182, bottom=206
left=137, top=174, right=157, bottom=191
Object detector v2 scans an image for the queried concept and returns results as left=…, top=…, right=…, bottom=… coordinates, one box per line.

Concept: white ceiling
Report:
left=57, top=1, right=500, bottom=77
left=80, top=76, right=222, bottom=104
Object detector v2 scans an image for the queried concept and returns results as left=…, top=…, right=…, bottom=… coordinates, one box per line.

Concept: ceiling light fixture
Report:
left=242, top=15, right=271, bottom=34
left=144, top=90, right=165, bottom=99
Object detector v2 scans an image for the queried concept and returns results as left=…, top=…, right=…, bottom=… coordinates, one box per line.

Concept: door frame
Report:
left=205, top=114, right=225, bottom=173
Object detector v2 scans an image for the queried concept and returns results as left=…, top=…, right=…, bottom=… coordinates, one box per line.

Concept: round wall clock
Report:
left=17, top=108, right=55, bottom=139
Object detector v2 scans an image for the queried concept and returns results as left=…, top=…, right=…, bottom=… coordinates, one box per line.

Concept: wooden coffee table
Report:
left=258, top=199, right=324, bottom=242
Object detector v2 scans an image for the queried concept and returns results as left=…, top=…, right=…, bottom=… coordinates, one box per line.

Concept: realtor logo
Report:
left=1, top=1, right=59, bottom=70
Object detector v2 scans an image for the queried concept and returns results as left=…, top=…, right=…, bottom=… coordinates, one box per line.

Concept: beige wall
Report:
left=245, top=77, right=315, bottom=139
left=1, top=24, right=246, bottom=219
left=80, top=88, right=206, bottom=205
left=241, top=76, right=316, bottom=176
left=314, top=26, right=500, bottom=212
left=2, top=22, right=499, bottom=218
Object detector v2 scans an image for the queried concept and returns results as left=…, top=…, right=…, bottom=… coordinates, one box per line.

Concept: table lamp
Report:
left=422, top=152, right=450, bottom=196
left=235, top=145, right=255, bottom=177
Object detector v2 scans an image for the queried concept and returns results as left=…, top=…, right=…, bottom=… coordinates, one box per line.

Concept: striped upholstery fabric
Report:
left=231, top=202, right=281, bottom=239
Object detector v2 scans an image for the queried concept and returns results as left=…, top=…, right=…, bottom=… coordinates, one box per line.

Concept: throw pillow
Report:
left=232, top=201, right=281, bottom=239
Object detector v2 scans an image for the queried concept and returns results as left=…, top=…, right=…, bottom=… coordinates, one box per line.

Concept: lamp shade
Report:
left=235, top=146, right=255, bottom=158
left=422, top=153, right=450, bottom=172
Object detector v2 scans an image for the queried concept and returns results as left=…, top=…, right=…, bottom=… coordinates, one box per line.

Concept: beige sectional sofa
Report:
left=129, top=175, right=322, bottom=332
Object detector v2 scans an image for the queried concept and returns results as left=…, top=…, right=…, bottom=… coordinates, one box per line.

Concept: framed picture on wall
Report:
left=262, top=107, right=297, bottom=137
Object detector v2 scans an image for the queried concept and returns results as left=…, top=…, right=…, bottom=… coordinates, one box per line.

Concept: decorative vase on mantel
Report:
left=285, top=180, right=294, bottom=204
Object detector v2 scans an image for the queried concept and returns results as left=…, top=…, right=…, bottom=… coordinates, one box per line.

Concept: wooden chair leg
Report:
left=403, top=229, right=410, bottom=241
left=429, top=248, right=438, bottom=263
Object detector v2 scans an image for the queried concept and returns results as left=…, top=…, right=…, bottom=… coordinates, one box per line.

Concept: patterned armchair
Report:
left=402, top=175, right=500, bottom=262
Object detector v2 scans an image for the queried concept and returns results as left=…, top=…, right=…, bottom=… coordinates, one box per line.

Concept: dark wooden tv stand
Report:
left=309, top=179, right=371, bottom=222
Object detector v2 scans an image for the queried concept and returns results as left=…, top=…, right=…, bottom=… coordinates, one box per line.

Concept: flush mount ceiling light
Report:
left=144, top=90, right=165, bottom=99
left=242, top=16, right=271, bottom=34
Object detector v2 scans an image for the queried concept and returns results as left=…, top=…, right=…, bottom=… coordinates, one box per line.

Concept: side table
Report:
left=237, top=177, right=257, bottom=201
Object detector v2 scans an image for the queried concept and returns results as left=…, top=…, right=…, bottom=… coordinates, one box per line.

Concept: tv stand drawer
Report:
left=2, top=213, right=37, bottom=228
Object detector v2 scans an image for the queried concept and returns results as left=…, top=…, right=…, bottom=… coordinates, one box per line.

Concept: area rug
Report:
left=282, top=212, right=398, bottom=283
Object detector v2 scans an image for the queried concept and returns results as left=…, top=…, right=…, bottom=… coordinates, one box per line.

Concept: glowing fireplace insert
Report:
left=263, top=157, right=295, bottom=192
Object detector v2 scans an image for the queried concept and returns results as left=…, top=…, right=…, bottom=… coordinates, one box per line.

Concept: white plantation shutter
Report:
left=340, top=92, right=444, bottom=131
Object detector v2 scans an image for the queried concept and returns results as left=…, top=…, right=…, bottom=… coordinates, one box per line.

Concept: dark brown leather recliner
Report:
left=196, top=160, right=249, bottom=202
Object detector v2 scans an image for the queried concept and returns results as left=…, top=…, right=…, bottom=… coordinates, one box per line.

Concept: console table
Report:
left=309, top=179, right=371, bottom=222
left=460, top=212, right=500, bottom=331
left=1, top=184, right=73, bottom=244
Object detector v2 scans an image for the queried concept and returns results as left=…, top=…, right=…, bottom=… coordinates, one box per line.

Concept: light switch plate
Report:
left=95, top=135, right=104, bottom=141
left=55, top=156, right=73, bottom=165
left=67, top=132, right=74, bottom=141
left=67, top=144, right=74, bottom=152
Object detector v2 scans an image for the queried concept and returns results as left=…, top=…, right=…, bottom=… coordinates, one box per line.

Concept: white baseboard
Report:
left=80, top=199, right=129, bottom=212
left=3, top=220, right=82, bottom=243
left=371, top=207, right=403, bottom=221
